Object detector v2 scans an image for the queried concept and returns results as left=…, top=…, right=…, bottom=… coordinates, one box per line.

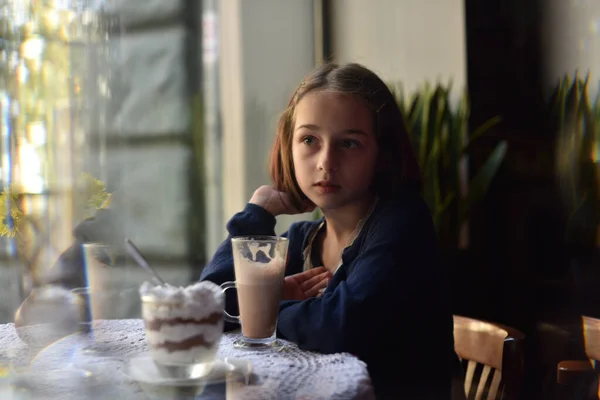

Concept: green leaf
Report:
left=459, top=141, right=508, bottom=224
left=467, top=115, right=503, bottom=146
left=439, top=192, right=456, bottom=215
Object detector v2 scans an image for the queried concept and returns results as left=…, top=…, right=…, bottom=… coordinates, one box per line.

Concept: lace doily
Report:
left=0, top=320, right=374, bottom=400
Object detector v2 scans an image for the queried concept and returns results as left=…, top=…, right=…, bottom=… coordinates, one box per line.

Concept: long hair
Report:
left=269, top=62, right=422, bottom=210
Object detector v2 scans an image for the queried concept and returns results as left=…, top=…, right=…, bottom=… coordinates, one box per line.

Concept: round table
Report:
left=0, top=320, right=375, bottom=399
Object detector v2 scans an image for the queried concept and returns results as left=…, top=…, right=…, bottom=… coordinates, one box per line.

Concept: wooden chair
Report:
left=556, top=316, right=600, bottom=399
left=453, top=315, right=525, bottom=400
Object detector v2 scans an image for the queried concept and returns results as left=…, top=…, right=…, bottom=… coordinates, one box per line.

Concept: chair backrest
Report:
left=583, top=315, right=600, bottom=364
left=453, top=315, right=525, bottom=400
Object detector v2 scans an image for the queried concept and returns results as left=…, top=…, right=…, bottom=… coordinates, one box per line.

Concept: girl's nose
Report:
left=317, top=146, right=338, bottom=172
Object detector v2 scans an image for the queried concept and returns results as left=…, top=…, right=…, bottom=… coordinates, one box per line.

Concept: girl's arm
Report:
left=200, top=203, right=281, bottom=330
left=276, top=193, right=450, bottom=361
left=200, top=185, right=312, bottom=330
left=201, top=185, right=308, bottom=285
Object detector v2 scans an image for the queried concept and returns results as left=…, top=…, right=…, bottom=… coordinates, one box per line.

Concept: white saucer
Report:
left=124, top=355, right=253, bottom=400
left=124, top=354, right=252, bottom=387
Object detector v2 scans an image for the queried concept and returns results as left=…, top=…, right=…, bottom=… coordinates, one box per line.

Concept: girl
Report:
left=200, top=62, right=459, bottom=399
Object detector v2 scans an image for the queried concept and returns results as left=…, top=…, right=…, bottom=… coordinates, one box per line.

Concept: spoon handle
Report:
left=124, top=238, right=167, bottom=285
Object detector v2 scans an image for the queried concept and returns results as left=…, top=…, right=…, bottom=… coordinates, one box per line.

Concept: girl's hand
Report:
left=249, top=185, right=314, bottom=216
left=282, top=267, right=332, bottom=301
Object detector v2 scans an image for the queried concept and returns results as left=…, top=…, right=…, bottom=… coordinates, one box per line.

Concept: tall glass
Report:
left=73, top=242, right=140, bottom=356
left=220, top=236, right=288, bottom=350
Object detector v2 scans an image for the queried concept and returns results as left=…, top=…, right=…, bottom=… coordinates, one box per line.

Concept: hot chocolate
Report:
left=232, top=248, right=285, bottom=339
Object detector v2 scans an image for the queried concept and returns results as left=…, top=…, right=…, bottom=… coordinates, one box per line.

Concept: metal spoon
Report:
left=124, top=238, right=167, bottom=285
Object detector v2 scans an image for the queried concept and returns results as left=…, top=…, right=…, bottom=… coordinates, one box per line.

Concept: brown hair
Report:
left=269, top=62, right=422, bottom=210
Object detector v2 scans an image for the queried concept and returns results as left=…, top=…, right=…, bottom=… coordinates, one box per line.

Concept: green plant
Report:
left=392, top=82, right=507, bottom=251
left=551, top=73, right=600, bottom=254
left=0, top=174, right=111, bottom=272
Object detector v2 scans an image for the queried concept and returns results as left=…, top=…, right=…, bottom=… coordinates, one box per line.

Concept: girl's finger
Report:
left=290, top=267, right=327, bottom=284
left=300, top=271, right=331, bottom=291
left=304, top=277, right=330, bottom=298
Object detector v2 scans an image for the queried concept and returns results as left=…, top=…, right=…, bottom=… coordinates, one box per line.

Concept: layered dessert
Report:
left=140, top=281, right=224, bottom=366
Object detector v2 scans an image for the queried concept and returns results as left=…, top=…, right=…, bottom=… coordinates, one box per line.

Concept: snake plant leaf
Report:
left=449, top=91, right=468, bottom=189
left=440, top=104, right=453, bottom=171
left=439, top=192, right=456, bottom=216
left=467, top=116, right=503, bottom=147
left=419, top=89, right=432, bottom=166
left=428, top=87, right=445, bottom=170
left=551, top=76, right=568, bottom=129
left=459, top=140, right=508, bottom=224
left=407, top=92, right=425, bottom=142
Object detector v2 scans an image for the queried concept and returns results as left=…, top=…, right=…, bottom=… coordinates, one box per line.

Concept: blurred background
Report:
left=0, top=0, right=599, bottom=397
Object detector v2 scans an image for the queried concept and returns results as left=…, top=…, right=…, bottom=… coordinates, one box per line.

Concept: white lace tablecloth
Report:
left=0, top=320, right=374, bottom=400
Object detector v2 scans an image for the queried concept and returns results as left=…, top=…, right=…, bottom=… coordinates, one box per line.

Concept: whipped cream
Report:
left=140, top=281, right=223, bottom=320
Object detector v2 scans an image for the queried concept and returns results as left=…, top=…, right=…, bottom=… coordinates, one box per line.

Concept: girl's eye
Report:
left=341, top=139, right=360, bottom=149
left=302, top=136, right=316, bottom=146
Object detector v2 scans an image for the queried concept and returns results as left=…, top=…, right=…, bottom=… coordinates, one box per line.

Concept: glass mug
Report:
left=73, top=243, right=141, bottom=356
left=220, top=236, right=288, bottom=349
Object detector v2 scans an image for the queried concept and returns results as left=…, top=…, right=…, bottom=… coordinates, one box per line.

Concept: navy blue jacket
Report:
left=200, top=190, right=458, bottom=398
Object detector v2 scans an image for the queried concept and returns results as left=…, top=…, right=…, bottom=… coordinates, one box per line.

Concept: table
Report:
left=0, top=320, right=375, bottom=399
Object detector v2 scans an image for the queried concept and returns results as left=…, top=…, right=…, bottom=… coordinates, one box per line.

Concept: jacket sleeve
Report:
left=200, top=203, right=284, bottom=330
left=276, top=194, right=443, bottom=358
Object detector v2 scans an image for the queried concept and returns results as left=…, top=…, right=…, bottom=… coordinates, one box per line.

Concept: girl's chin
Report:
left=307, top=192, right=376, bottom=214
left=309, top=200, right=343, bottom=212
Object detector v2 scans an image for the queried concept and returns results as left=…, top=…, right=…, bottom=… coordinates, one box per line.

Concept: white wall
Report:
left=329, top=0, right=467, bottom=100
left=218, top=0, right=316, bottom=253
left=541, top=0, right=600, bottom=96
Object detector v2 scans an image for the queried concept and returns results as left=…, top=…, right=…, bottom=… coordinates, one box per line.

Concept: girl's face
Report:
left=292, top=90, right=379, bottom=212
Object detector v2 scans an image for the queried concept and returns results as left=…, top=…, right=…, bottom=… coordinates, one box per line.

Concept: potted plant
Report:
left=390, top=82, right=508, bottom=317
left=551, top=73, right=600, bottom=317
left=392, top=82, right=508, bottom=254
